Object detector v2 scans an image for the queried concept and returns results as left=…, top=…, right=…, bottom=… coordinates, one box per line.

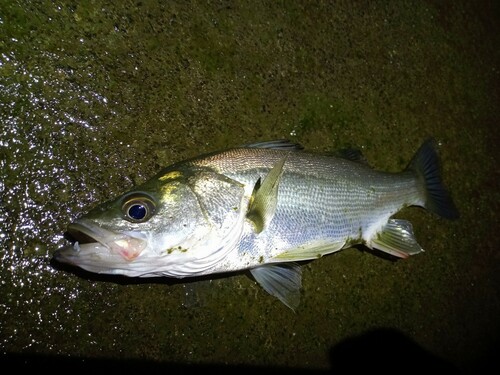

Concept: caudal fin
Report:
left=407, top=139, right=459, bottom=220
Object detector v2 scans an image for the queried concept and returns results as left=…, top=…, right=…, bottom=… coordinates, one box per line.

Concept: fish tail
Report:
left=407, top=139, right=459, bottom=220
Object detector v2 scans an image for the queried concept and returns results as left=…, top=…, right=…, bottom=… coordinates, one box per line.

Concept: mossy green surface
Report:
left=1, top=1, right=498, bottom=372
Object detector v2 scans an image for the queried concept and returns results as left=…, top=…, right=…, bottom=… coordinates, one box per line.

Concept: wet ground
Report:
left=1, top=1, right=499, bottom=373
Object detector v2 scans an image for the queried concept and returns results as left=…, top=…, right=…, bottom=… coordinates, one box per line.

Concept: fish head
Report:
left=54, top=167, right=248, bottom=277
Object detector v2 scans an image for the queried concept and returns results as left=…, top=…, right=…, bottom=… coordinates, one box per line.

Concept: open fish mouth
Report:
left=54, top=219, right=148, bottom=271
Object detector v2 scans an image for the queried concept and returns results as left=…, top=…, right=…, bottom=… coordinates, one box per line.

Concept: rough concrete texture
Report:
left=0, top=1, right=498, bottom=373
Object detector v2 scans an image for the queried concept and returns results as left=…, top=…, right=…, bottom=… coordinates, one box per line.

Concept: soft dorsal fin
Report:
left=243, top=139, right=304, bottom=151
left=246, top=157, right=287, bottom=233
left=336, top=148, right=369, bottom=164
left=249, top=263, right=302, bottom=311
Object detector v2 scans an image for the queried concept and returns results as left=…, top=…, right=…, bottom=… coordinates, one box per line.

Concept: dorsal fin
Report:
left=243, top=139, right=304, bottom=151
left=336, top=148, right=369, bottom=164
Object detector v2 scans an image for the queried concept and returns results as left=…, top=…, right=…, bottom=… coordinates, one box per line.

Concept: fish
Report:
left=54, top=139, right=459, bottom=310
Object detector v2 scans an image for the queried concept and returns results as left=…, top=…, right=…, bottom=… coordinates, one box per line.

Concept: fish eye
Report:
left=121, top=194, right=156, bottom=223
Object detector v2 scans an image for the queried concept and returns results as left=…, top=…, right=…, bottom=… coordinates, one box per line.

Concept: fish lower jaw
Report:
left=57, top=236, right=148, bottom=266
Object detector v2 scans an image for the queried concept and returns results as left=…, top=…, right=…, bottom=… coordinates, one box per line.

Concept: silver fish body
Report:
left=54, top=139, right=458, bottom=309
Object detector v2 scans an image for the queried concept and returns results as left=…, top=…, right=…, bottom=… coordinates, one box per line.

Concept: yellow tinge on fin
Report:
left=246, top=156, right=287, bottom=233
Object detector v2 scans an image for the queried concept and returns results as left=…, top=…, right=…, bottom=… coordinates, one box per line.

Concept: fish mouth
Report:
left=66, top=220, right=109, bottom=246
left=54, top=219, right=148, bottom=273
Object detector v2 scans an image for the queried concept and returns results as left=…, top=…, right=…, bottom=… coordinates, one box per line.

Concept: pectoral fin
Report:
left=246, top=157, right=287, bottom=233
left=371, top=219, right=424, bottom=258
left=249, top=263, right=302, bottom=311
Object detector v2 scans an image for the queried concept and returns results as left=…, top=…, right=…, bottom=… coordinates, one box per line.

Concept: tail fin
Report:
left=407, top=139, right=459, bottom=220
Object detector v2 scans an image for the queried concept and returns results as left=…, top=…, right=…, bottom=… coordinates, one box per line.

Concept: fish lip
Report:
left=55, top=218, right=149, bottom=265
left=66, top=219, right=111, bottom=249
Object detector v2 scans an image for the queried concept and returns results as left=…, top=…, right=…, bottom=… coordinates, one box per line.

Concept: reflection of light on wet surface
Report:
left=0, top=41, right=113, bottom=252
left=0, top=29, right=124, bottom=354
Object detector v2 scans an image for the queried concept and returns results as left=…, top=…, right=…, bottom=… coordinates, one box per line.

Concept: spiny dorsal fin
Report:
left=243, top=139, right=304, bottom=151
left=246, top=156, right=287, bottom=233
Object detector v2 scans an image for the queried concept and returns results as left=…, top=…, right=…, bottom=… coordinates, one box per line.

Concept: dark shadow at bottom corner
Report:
left=328, top=327, right=462, bottom=374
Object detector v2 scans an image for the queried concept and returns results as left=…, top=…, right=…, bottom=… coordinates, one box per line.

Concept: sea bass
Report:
left=54, top=139, right=458, bottom=309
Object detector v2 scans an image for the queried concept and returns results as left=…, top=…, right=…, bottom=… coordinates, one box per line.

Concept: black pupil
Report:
left=128, top=203, right=147, bottom=220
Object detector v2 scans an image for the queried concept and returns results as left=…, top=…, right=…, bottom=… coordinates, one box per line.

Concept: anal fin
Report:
left=371, top=219, right=424, bottom=258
